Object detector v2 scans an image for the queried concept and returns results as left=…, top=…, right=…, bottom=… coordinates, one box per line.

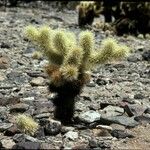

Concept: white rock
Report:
left=64, top=131, right=78, bottom=140
left=79, top=110, right=101, bottom=123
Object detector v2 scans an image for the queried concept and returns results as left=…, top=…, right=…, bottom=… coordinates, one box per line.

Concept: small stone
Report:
left=96, top=125, right=112, bottom=131
left=40, top=143, right=55, bottom=149
left=144, top=108, right=150, bottom=114
left=12, top=142, right=40, bottom=150
left=95, top=78, right=108, bottom=86
left=72, top=143, right=88, bottom=149
left=0, top=56, right=9, bottom=69
left=4, top=124, right=20, bottom=136
left=134, top=93, right=145, bottom=99
left=111, top=129, right=134, bottom=139
left=79, top=111, right=101, bottom=123
left=61, top=126, right=75, bottom=133
left=30, top=77, right=45, bottom=86
left=22, top=97, right=35, bottom=102
left=0, top=106, right=7, bottom=121
left=142, top=50, right=150, bottom=61
left=80, top=93, right=92, bottom=101
left=24, top=134, right=39, bottom=142
left=137, top=34, right=144, bottom=39
left=0, top=96, right=20, bottom=106
left=86, top=82, right=96, bottom=87
left=64, top=131, right=78, bottom=141
left=127, top=54, right=141, bottom=62
left=34, top=113, right=51, bottom=119
left=1, top=42, right=10, bottom=49
left=0, top=123, right=13, bottom=132
left=0, top=74, right=5, bottom=81
left=89, top=139, right=98, bottom=148
left=44, top=119, right=61, bottom=135
left=9, top=103, right=29, bottom=113
left=93, top=128, right=111, bottom=137
left=1, top=138, right=15, bottom=149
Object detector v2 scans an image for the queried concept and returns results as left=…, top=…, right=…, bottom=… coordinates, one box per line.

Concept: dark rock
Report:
left=124, top=104, right=146, bottom=117
left=34, top=127, right=45, bottom=139
left=142, top=50, right=150, bottom=61
left=44, top=119, right=61, bottom=135
left=134, top=114, right=150, bottom=124
left=111, top=129, right=134, bottom=139
left=100, top=102, right=116, bottom=109
left=113, top=63, right=126, bottom=69
left=144, top=108, right=150, bottom=114
left=134, top=93, right=145, bottom=99
left=0, top=96, right=20, bottom=106
left=12, top=142, right=40, bottom=150
left=95, top=78, right=108, bottom=86
left=1, top=42, right=10, bottom=49
left=26, top=71, right=46, bottom=78
left=9, top=103, right=29, bottom=113
left=89, top=139, right=98, bottom=148
left=4, top=124, right=20, bottom=136
left=80, top=93, right=92, bottom=101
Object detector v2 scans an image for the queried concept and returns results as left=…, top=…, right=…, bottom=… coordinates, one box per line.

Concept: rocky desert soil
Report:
left=0, top=2, right=150, bottom=149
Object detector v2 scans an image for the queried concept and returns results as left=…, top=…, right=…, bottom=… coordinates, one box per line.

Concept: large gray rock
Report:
left=79, top=110, right=101, bottom=123
left=101, top=115, right=139, bottom=127
left=101, top=105, right=124, bottom=117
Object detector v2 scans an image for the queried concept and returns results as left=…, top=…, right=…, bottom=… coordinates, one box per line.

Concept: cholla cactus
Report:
left=16, top=114, right=39, bottom=135
left=76, top=1, right=102, bottom=26
left=25, top=25, right=130, bottom=124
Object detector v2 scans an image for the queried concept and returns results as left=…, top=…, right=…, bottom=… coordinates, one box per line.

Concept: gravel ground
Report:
left=0, top=2, right=150, bottom=149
